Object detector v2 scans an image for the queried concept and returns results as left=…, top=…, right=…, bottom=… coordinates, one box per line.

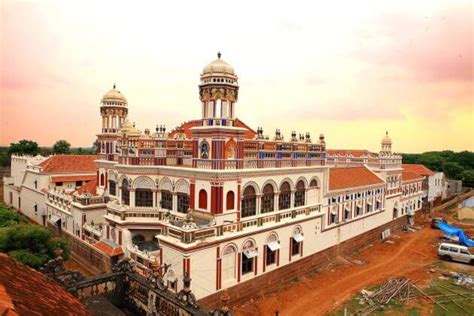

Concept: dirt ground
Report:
left=233, top=223, right=442, bottom=316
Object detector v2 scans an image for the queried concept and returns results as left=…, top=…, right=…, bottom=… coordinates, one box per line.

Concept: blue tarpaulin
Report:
left=438, top=222, right=474, bottom=247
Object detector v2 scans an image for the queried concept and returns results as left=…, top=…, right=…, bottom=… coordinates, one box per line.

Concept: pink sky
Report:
left=0, top=1, right=473, bottom=152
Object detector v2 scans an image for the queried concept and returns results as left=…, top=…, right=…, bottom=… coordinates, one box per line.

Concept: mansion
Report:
left=3, top=53, right=446, bottom=304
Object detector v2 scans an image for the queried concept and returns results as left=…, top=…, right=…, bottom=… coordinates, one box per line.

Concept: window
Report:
left=376, top=201, right=381, bottom=210
left=367, top=203, right=372, bottom=213
left=279, top=182, right=291, bottom=210
left=291, top=238, right=301, bottom=256
left=294, top=181, right=305, bottom=207
left=449, top=247, right=459, bottom=253
left=226, top=191, right=235, bottom=210
left=135, top=189, right=153, bottom=207
left=198, top=190, right=207, bottom=209
left=34, top=180, right=37, bottom=189
left=241, top=253, right=254, bottom=275
left=460, top=248, right=469, bottom=255
left=56, top=182, right=63, bottom=187
left=161, top=191, right=173, bottom=210
left=330, top=211, right=337, bottom=224
left=121, top=179, right=130, bottom=206
left=310, top=179, right=318, bottom=187
left=109, top=181, right=116, bottom=196
left=76, top=181, right=82, bottom=187
left=177, top=193, right=189, bottom=213
left=266, top=246, right=276, bottom=265
left=356, top=206, right=362, bottom=216
left=440, top=245, right=449, bottom=251
left=100, top=174, right=105, bottom=186
left=34, top=204, right=38, bottom=215
left=242, top=186, right=256, bottom=218
left=261, top=184, right=274, bottom=214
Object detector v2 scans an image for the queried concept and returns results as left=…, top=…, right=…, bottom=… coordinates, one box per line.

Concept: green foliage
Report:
left=443, top=161, right=464, bottom=179
left=8, top=139, right=39, bottom=156
left=0, top=218, right=70, bottom=268
left=401, top=151, right=474, bottom=186
left=53, top=139, right=71, bottom=154
left=9, top=249, right=48, bottom=268
left=0, top=205, right=20, bottom=227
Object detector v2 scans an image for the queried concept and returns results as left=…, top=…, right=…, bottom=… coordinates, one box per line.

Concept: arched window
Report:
left=108, top=180, right=116, bottom=196
left=121, top=179, right=130, bottom=206
left=161, top=190, right=173, bottom=210
left=279, top=182, right=291, bottom=210
left=261, top=184, right=274, bottom=214
left=100, top=173, right=105, bottom=186
left=291, top=227, right=303, bottom=257
left=241, top=240, right=257, bottom=275
left=310, top=179, right=318, bottom=187
left=222, top=246, right=236, bottom=282
left=242, top=186, right=256, bottom=218
left=226, top=191, right=235, bottom=210
left=199, top=189, right=207, bottom=209
left=294, top=180, right=305, bottom=207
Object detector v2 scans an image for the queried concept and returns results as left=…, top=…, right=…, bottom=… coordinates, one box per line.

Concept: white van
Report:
left=438, top=243, right=474, bottom=264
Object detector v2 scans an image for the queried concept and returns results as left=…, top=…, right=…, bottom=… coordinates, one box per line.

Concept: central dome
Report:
left=202, top=52, right=235, bottom=76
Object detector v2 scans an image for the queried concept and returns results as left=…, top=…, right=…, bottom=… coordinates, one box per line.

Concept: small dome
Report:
left=102, top=85, right=127, bottom=103
left=119, top=119, right=140, bottom=136
left=202, top=52, right=235, bottom=76
left=382, top=131, right=392, bottom=145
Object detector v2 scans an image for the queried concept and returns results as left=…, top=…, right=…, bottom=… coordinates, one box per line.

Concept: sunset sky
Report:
left=1, top=0, right=472, bottom=153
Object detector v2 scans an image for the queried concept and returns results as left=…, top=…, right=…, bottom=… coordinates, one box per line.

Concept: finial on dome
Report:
left=386, top=131, right=388, bottom=135
left=113, top=83, right=116, bottom=89
left=217, top=51, right=221, bottom=59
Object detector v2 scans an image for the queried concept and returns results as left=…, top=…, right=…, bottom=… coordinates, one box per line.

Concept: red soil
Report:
left=233, top=225, right=441, bottom=316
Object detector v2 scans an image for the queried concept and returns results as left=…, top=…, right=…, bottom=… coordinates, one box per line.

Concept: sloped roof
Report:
left=38, top=155, right=97, bottom=174
left=94, top=241, right=124, bottom=257
left=0, top=253, right=91, bottom=315
left=326, top=149, right=376, bottom=158
left=402, top=170, right=423, bottom=182
left=168, top=118, right=256, bottom=140
left=402, top=164, right=435, bottom=177
left=329, top=166, right=385, bottom=191
left=77, top=178, right=98, bottom=195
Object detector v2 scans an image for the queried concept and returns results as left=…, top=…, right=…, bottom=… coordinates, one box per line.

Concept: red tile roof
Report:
left=0, top=284, right=18, bottom=316
left=402, top=170, right=423, bottom=182
left=38, top=155, right=97, bottom=174
left=94, top=242, right=124, bottom=257
left=327, top=149, right=376, bottom=158
left=169, top=118, right=256, bottom=139
left=77, top=178, right=97, bottom=195
left=329, top=166, right=384, bottom=191
left=51, top=175, right=96, bottom=183
left=0, top=253, right=91, bottom=315
left=402, top=164, right=435, bottom=177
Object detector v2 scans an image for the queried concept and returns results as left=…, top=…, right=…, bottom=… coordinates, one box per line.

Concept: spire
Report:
left=217, top=51, right=221, bottom=59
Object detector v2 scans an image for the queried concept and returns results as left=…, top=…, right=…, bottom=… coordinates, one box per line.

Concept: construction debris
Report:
left=357, top=277, right=417, bottom=315
left=443, top=272, right=474, bottom=287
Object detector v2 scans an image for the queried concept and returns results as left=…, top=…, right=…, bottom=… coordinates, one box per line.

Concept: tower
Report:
left=199, top=52, right=239, bottom=127
left=98, top=85, right=128, bottom=161
left=100, top=84, right=128, bottom=133
left=381, top=131, right=392, bottom=154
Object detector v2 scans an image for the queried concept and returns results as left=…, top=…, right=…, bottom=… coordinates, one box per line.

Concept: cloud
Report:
left=354, top=5, right=473, bottom=82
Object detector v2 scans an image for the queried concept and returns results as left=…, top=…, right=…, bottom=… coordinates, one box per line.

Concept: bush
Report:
left=9, top=249, right=48, bottom=268
left=0, top=225, right=51, bottom=254
left=0, top=205, right=20, bottom=227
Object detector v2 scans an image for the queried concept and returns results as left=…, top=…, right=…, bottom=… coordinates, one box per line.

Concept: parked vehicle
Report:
left=431, top=217, right=447, bottom=229
left=438, top=243, right=474, bottom=264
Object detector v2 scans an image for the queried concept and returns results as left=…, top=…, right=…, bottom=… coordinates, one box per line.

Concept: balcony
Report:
left=194, top=158, right=325, bottom=170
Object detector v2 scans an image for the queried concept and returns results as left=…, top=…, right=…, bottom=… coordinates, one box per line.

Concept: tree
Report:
left=0, top=223, right=70, bottom=268
left=53, top=140, right=71, bottom=154
left=0, top=205, right=20, bottom=227
left=8, top=139, right=39, bottom=156
left=443, top=162, right=465, bottom=180
left=92, top=139, right=99, bottom=154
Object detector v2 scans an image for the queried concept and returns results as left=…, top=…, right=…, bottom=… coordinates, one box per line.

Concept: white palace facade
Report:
left=93, top=54, right=423, bottom=300
left=3, top=53, right=427, bottom=303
